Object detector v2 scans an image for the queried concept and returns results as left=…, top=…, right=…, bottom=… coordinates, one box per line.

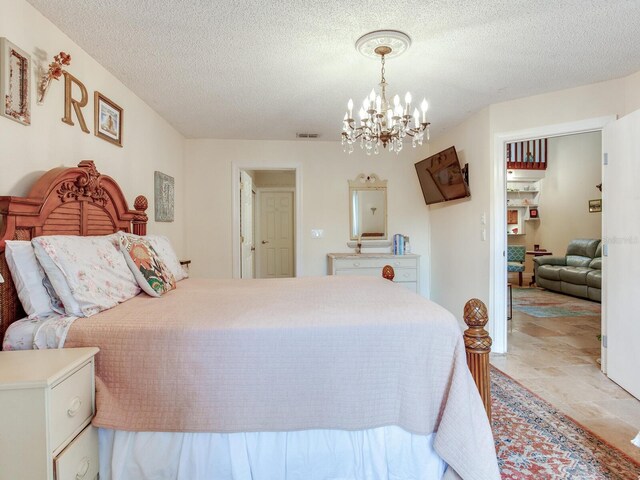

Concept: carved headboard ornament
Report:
left=58, top=160, right=107, bottom=206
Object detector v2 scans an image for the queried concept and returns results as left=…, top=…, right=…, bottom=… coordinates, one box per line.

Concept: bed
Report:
left=0, top=161, right=499, bottom=480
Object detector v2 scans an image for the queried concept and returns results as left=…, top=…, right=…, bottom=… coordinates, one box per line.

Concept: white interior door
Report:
left=258, top=191, right=294, bottom=278
left=602, top=108, right=640, bottom=400
left=240, top=171, right=254, bottom=279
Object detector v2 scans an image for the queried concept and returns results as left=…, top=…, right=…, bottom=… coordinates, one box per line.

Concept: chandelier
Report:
left=342, top=30, right=430, bottom=155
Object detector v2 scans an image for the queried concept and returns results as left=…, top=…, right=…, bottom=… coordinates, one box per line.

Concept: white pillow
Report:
left=4, top=240, right=63, bottom=318
left=146, top=235, right=188, bottom=281
left=32, top=235, right=141, bottom=317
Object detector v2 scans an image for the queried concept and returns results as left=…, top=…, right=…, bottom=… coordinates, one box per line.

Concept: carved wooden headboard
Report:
left=0, top=160, right=148, bottom=343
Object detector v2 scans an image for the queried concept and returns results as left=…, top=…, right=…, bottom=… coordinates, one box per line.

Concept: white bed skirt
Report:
left=99, top=426, right=447, bottom=480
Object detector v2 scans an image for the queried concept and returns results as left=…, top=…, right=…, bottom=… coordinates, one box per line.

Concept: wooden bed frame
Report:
left=0, top=161, right=492, bottom=419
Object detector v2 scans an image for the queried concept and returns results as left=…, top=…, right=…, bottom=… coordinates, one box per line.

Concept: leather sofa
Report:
left=533, top=239, right=601, bottom=302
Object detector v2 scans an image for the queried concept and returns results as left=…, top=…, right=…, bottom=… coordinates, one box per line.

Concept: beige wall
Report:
left=429, top=71, right=640, bottom=325
left=533, top=132, right=602, bottom=264
left=0, top=0, right=186, bottom=254
left=185, top=139, right=433, bottom=296
left=427, top=108, right=491, bottom=318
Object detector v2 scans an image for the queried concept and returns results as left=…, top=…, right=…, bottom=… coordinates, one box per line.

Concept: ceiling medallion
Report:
left=342, top=30, right=429, bottom=155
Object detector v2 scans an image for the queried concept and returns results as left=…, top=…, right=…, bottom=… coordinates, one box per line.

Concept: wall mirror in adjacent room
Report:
left=349, top=173, right=388, bottom=241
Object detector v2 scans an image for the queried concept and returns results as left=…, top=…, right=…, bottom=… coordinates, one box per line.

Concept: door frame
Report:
left=255, top=187, right=296, bottom=278
left=232, top=162, right=303, bottom=279
left=490, top=115, right=615, bottom=354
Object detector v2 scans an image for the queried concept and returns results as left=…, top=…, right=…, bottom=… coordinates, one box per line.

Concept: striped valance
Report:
left=506, top=139, right=547, bottom=170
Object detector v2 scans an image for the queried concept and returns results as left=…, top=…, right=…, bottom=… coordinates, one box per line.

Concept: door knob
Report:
left=262, top=240, right=269, bottom=244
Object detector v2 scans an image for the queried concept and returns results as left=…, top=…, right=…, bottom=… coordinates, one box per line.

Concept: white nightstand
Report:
left=0, top=347, right=99, bottom=480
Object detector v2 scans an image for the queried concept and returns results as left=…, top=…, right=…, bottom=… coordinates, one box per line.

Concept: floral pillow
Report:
left=32, top=235, right=141, bottom=317
left=119, top=235, right=176, bottom=297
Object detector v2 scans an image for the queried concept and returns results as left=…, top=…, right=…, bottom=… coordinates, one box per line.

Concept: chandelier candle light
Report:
left=342, top=30, right=429, bottom=155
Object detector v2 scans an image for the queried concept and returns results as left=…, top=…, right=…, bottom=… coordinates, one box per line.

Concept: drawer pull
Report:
left=394, top=261, right=400, bottom=266
left=76, top=457, right=90, bottom=479
left=352, top=262, right=360, bottom=267
left=67, top=396, right=82, bottom=417
left=403, top=273, right=410, bottom=278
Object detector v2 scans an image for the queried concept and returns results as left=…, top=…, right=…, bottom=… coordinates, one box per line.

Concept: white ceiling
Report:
left=27, top=0, right=640, bottom=141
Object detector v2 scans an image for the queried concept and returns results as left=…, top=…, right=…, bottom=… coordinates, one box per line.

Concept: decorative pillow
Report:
left=32, top=235, right=141, bottom=317
left=4, top=240, right=64, bottom=318
left=146, top=235, right=188, bottom=281
left=119, top=235, right=176, bottom=297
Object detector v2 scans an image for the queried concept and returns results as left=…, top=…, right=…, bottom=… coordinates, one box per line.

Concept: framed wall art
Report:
left=0, top=38, right=31, bottom=125
left=94, top=91, right=123, bottom=147
left=589, top=199, right=602, bottom=213
left=154, top=171, right=175, bottom=222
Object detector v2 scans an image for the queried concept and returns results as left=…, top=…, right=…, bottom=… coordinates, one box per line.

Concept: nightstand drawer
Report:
left=50, top=363, right=93, bottom=451
left=54, top=425, right=98, bottom=480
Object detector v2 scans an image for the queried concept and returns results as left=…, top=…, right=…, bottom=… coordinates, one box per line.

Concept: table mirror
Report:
left=349, top=173, right=388, bottom=241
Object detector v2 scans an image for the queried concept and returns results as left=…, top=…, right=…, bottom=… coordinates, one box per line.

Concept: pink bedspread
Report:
left=64, top=276, right=499, bottom=480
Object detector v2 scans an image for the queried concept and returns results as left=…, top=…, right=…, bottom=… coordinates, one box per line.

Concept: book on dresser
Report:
left=327, top=253, right=420, bottom=293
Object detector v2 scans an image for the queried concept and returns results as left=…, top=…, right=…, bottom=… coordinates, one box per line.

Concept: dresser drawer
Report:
left=54, top=425, right=98, bottom=480
left=393, top=268, right=417, bottom=282
left=50, top=363, right=93, bottom=451
left=335, top=257, right=416, bottom=269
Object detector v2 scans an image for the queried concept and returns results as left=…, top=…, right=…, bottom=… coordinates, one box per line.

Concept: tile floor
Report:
left=491, top=285, right=640, bottom=462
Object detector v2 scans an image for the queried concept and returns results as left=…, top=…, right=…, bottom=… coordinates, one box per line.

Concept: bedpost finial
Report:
left=463, top=298, right=488, bottom=328
left=134, top=195, right=148, bottom=212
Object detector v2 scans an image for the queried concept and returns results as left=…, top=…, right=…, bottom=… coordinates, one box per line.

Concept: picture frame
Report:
left=529, top=207, right=539, bottom=218
left=154, top=171, right=175, bottom=222
left=94, top=91, right=123, bottom=147
left=507, top=209, right=518, bottom=224
left=589, top=199, right=602, bottom=213
left=0, top=38, right=31, bottom=125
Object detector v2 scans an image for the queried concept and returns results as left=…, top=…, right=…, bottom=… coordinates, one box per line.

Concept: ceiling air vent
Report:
left=296, top=133, right=319, bottom=139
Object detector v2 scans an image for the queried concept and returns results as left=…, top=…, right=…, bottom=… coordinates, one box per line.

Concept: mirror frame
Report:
left=348, top=173, right=388, bottom=241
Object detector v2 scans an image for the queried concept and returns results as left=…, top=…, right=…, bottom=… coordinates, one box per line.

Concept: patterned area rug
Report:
left=491, top=366, right=640, bottom=479
left=511, top=287, right=600, bottom=318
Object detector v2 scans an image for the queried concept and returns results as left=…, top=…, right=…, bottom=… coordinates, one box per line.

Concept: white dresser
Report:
left=327, top=253, right=420, bottom=293
left=0, top=347, right=99, bottom=480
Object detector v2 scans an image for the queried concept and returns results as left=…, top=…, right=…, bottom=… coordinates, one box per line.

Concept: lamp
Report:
left=342, top=30, right=429, bottom=155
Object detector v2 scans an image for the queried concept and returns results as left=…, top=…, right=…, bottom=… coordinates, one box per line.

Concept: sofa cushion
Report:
left=566, top=239, right=600, bottom=258
left=586, top=270, right=602, bottom=289
left=559, top=267, right=591, bottom=285
left=566, top=255, right=592, bottom=267
left=537, top=265, right=563, bottom=281
left=588, top=287, right=601, bottom=302
left=589, top=257, right=602, bottom=270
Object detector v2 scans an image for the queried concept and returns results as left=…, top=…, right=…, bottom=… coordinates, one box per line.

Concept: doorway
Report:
left=490, top=116, right=615, bottom=354
left=232, top=165, right=301, bottom=279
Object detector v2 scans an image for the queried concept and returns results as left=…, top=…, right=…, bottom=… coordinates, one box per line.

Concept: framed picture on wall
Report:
left=529, top=208, right=539, bottom=218
left=154, top=171, right=175, bottom=222
left=507, top=209, right=518, bottom=224
left=0, top=38, right=31, bottom=125
left=94, top=91, right=123, bottom=147
left=589, top=199, right=602, bottom=213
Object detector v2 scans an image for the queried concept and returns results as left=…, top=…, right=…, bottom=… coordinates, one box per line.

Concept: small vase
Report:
left=37, top=76, right=52, bottom=105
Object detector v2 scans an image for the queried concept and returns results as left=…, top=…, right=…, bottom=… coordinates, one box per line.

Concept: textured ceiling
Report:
left=27, top=0, right=640, bottom=140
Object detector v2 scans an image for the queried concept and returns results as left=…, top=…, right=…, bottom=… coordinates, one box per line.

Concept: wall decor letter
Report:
left=62, top=71, right=89, bottom=133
